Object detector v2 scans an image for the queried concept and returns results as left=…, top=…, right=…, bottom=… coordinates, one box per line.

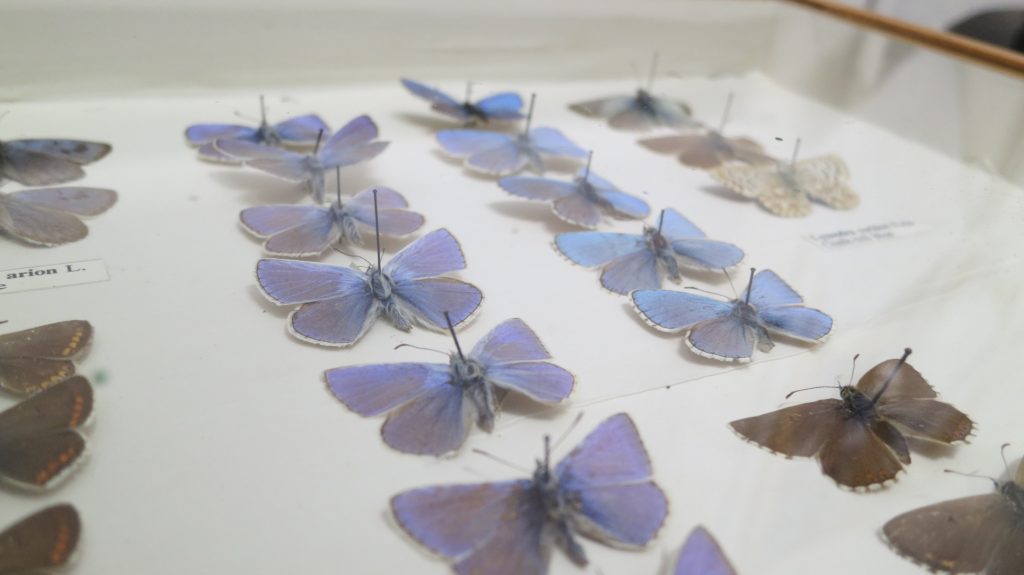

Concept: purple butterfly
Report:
left=498, top=153, right=650, bottom=228
left=391, top=413, right=668, bottom=573
left=0, top=185, right=117, bottom=246
left=631, top=268, right=832, bottom=362
left=256, top=227, right=482, bottom=347
left=401, top=79, right=524, bottom=124
left=674, top=526, right=738, bottom=575
left=436, top=95, right=587, bottom=176
left=184, top=96, right=329, bottom=162
left=554, top=208, right=743, bottom=294
left=0, top=138, right=111, bottom=186
left=215, top=115, right=388, bottom=202
left=240, top=184, right=424, bottom=258
left=326, top=317, right=573, bottom=455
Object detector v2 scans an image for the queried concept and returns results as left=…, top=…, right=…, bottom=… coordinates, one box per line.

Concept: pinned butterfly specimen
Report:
left=569, top=54, right=695, bottom=131
left=185, top=96, right=330, bottom=162
left=0, top=504, right=80, bottom=573
left=390, top=413, right=668, bottom=573
left=632, top=268, right=832, bottom=362
left=709, top=140, right=857, bottom=217
left=0, top=376, right=93, bottom=490
left=674, top=526, right=738, bottom=575
left=436, top=94, right=588, bottom=176
left=639, top=94, right=773, bottom=170
left=215, top=115, right=388, bottom=203
left=554, top=208, right=743, bottom=294
left=731, top=349, right=974, bottom=490
left=498, top=152, right=650, bottom=228
left=0, top=138, right=111, bottom=186
left=401, top=79, right=524, bottom=124
left=257, top=220, right=482, bottom=347
left=0, top=320, right=92, bottom=396
left=883, top=449, right=1024, bottom=573
left=326, top=317, right=573, bottom=455
left=240, top=173, right=424, bottom=257
left=0, top=185, right=118, bottom=246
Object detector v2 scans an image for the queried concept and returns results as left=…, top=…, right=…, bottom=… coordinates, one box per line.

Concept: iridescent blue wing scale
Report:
left=631, top=290, right=732, bottom=332
left=555, top=232, right=646, bottom=267
left=674, top=527, right=738, bottom=575
left=273, top=114, right=330, bottom=145
left=475, top=93, right=524, bottom=120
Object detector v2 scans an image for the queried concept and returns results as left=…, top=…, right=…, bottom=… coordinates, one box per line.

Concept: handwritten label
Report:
left=0, top=259, right=109, bottom=294
left=805, top=221, right=920, bottom=249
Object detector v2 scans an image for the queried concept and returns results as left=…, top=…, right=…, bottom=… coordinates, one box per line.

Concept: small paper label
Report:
left=0, top=259, right=109, bottom=294
left=805, top=220, right=920, bottom=249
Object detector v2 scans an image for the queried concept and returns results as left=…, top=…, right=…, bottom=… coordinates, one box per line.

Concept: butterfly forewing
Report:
left=674, top=527, right=738, bottom=575
left=0, top=504, right=80, bottom=574
left=0, top=376, right=93, bottom=438
left=730, top=399, right=844, bottom=457
left=0, top=321, right=92, bottom=396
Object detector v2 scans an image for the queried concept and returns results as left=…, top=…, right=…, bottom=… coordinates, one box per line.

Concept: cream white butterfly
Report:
left=711, top=155, right=858, bottom=217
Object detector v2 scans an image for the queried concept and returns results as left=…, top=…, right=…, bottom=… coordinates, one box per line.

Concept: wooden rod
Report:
left=779, top=0, right=1024, bottom=77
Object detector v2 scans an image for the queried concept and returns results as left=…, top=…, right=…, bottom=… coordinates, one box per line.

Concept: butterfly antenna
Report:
left=550, top=412, right=585, bottom=454
left=647, top=51, right=660, bottom=91
left=582, top=150, right=593, bottom=182
left=718, top=92, right=735, bottom=133
left=1001, top=443, right=1013, bottom=471
left=335, top=167, right=342, bottom=206
left=372, top=189, right=382, bottom=270
left=656, top=209, right=666, bottom=234
left=785, top=386, right=839, bottom=400
left=943, top=469, right=999, bottom=489
left=848, top=354, right=860, bottom=386
left=743, top=267, right=756, bottom=305
left=723, top=268, right=739, bottom=299
left=523, top=93, right=536, bottom=135
left=443, top=311, right=465, bottom=361
left=313, top=129, right=325, bottom=155
left=394, top=343, right=449, bottom=357
left=330, top=245, right=372, bottom=268
left=870, top=348, right=912, bottom=405
left=683, top=285, right=730, bottom=299
left=472, top=448, right=530, bottom=474
left=790, top=138, right=802, bottom=167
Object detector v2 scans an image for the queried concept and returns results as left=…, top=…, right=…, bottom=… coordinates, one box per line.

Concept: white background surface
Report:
left=2, top=2, right=1024, bottom=574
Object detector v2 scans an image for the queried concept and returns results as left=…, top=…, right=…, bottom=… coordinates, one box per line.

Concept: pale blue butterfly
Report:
left=401, top=79, right=523, bottom=124
left=631, top=268, right=833, bottom=362
left=436, top=94, right=587, bottom=176
left=185, top=96, right=329, bottom=163
left=554, top=207, right=743, bottom=294
left=325, top=317, right=573, bottom=455
left=390, top=413, right=668, bottom=573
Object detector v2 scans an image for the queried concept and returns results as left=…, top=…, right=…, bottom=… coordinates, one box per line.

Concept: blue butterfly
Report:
left=240, top=185, right=424, bottom=257
left=401, top=78, right=524, bottom=124
left=498, top=155, right=650, bottom=228
left=256, top=228, right=482, bottom=347
left=674, top=526, right=737, bottom=575
left=554, top=208, right=744, bottom=294
left=436, top=95, right=587, bottom=176
left=215, top=115, right=388, bottom=203
left=325, top=318, right=574, bottom=455
left=631, top=268, right=832, bottom=362
left=390, top=413, right=668, bottom=573
left=185, top=96, right=329, bottom=162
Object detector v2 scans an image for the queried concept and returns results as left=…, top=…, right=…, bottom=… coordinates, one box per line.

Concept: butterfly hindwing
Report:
left=0, top=504, right=80, bottom=573
left=674, top=527, right=738, bottom=575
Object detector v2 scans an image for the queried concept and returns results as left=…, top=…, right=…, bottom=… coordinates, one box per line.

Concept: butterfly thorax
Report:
left=255, top=122, right=282, bottom=147
left=643, top=227, right=681, bottom=281
left=531, top=463, right=589, bottom=566
left=461, top=103, right=487, bottom=122
left=839, top=386, right=878, bottom=420
left=635, top=89, right=656, bottom=113
left=776, top=164, right=803, bottom=193
left=1000, top=481, right=1024, bottom=516
left=730, top=300, right=774, bottom=352
left=330, top=203, right=362, bottom=244
left=575, top=178, right=612, bottom=210
left=368, top=269, right=413, bottom=331
left=448, top=355, right=496, bottom=431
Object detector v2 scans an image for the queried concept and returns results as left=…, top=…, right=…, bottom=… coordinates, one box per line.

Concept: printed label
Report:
left=805, top=220, right=920, bottom=249
left=0, top=259, right=109, bottom=294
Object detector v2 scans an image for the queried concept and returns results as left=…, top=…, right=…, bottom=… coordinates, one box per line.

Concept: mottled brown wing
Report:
left=639, top=134, right=723, bottom=169
left=856, top=359, right=936, bottom=400
left=878, top=399, right=974, bottom=444
left=637, top=135, right=687, bottom=155
left=0, top=320, right=92, bottom=360
left=0, top=377, right=93, bottom=438
left=0, top=321, right=92, bottom=396
left=729, top=399, right=844, bottom=457
left=818, top=417, right=904, bottom=488
left=0, top=504, right=80, bottom=573
left=0, top=431, right=87, bottom=489
left=883, top=493, right=1013, bottom=573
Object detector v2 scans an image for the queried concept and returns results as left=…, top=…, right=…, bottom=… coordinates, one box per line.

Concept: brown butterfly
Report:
left=0, top=504, right=80, bottom=574
left=0, top=376, right=93, bottom=490
left=884, top=451, right=1024, bottom=574
left=0, top=321, right=92, bottom=396
left=730, top=349, right=974, bottom=489
left=639, top=129, right=774, bottom=170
